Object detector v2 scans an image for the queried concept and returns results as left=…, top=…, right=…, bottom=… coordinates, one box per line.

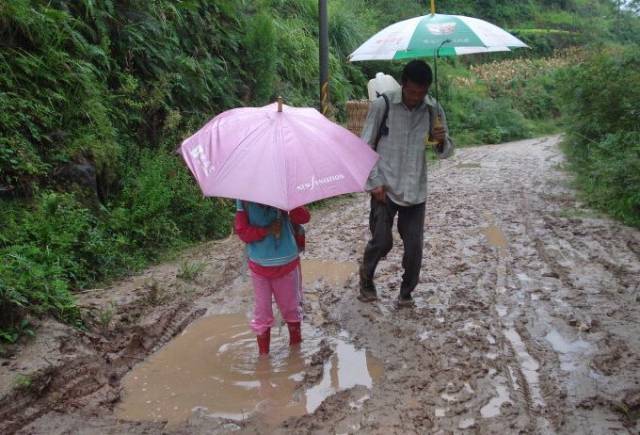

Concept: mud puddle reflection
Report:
left=117, top=313, right=381, bottom=427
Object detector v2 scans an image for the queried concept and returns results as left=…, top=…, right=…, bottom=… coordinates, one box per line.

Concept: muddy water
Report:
left=301, top=259, right=358, bottom=286
left=117, top=259, right=380, bottom=427
left=482, top=224, right=508, bottom=250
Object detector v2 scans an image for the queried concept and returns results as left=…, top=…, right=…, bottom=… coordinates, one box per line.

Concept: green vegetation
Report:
left=557, top=45, right=640, bottom=227
left=1, top=0, right=639, bottom=340
left=97, top=302, right=115, bottom=332
left=177, top=260, right=206, bottom=282
left=13, top=373, right=33, bottom=391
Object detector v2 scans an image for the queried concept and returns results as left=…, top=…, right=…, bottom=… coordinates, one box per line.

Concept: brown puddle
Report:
left=301, top=259, right=358, bottom=286
left=117, top=313, right=382, bottom=427
left=482, top=225, right=508, bottom=250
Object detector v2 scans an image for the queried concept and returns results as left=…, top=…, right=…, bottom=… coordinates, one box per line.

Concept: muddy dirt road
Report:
left=2, top=135, right=639, bottom=434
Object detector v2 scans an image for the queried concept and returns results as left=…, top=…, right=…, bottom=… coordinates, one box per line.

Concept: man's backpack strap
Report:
left=372, top=93, right=390, bottom=151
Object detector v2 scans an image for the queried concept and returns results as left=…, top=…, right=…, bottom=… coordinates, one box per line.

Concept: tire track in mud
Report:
left=0, top=306, right=207, bottom=434
left=447, top=137, right=557, bottom=431
left=431, top=136, right=579, bottom=433
left=477, top=205, right=551, bottom=433
left=429, top=139, right=549, bottom=432
left=478, top=136, right=605, bottom=433
left=503, top=138, right=640, bottom=434
left=503, top=191, right=556, bottom=431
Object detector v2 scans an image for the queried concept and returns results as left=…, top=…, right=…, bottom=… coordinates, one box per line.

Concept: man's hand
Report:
left=431, top=125, right=446, bottom=145
left=370, top=186, right=386, bottom=203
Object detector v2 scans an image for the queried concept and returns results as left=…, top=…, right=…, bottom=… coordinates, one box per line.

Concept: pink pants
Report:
left=250, top=265, right=302, bottom=335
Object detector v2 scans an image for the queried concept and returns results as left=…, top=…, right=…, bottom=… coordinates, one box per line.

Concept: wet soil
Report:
left=2, top=135, right=640, bottom=434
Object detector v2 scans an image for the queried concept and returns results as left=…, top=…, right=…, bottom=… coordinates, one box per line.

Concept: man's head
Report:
left=401, top=60, right=433, bottom=109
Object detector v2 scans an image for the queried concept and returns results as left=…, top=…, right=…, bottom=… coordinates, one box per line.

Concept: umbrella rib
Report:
left=313, top=125, right=366, bottom=189
left=290, top=120, right=320, bottom=210
left=210, top=117, right=273, bottom=189
left=277, top=114, right=289, bottom=210
left=290, top=119, right=366, bottom=203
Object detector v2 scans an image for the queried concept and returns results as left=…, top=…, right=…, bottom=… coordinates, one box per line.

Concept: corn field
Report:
left=470, top=47, right=586, bottom=84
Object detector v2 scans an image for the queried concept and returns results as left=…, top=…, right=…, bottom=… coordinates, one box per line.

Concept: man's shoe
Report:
left=359, top=264, right=377, bottom=302
left=396, top=293, right=415, bottom=308
left=357, top=290, right=378, bottom=302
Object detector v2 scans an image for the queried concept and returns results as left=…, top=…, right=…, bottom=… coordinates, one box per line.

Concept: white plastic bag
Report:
left=367, top=72, right=400, bottom=101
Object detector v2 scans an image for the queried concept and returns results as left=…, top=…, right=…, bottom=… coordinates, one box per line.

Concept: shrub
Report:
left=443, top=67, right=533, bottom=145
left=113, top=152, right=233, bottom=252
left=0, top=192, right=87, bottom=332
left=244, top=12, right=278, bottom=104
left=558, top=45, right=640, bottom=226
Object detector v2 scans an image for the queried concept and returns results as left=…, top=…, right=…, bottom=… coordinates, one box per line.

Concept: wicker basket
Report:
left=345, top=100, right=371, bottom=137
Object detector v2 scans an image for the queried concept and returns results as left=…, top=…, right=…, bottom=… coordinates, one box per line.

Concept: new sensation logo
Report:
left=296, top=174, right=345, bottom=192
left=189, top=144, right=215, bottom=176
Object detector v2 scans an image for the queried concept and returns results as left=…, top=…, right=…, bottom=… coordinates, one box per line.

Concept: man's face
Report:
left=402, top=80, right=429, bottom=109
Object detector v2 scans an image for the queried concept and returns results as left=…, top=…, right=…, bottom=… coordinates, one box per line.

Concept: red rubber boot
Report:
left=287, top=322, right=302, bottom=346
left=257, top=328, right=271, bottom=355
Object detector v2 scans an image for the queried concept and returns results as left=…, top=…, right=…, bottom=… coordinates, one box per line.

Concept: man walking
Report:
left=359, top=60, right=454, bottom=306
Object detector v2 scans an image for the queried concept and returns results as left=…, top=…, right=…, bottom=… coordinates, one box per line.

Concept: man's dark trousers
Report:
left=361, top=197, right=426, bottom=298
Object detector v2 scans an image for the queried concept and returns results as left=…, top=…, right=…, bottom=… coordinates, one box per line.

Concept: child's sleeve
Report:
left=289, top=206, right=310, bottom=224
left=235, top=210, right=269, bottom=243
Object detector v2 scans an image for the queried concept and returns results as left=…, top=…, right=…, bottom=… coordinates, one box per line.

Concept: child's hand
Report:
left=269, top=219, right=282, bottom=237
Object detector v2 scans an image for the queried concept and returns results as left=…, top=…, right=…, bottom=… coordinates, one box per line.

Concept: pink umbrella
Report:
left=179, top=100, right=379, bottom=211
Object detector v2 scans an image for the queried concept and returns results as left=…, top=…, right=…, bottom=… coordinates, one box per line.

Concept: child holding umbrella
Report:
left=234, top=201, right=310, bottom=356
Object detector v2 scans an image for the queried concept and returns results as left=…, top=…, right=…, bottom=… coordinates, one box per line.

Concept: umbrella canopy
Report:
left=349, top=13, right=527, bottom=61
left=179, top=101, right=379, bottom=211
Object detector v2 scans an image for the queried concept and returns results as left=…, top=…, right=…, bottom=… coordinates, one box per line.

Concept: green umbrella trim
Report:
left=407, top=15, right=485, bottom=51
left=393, top=46, right=459, bottom=59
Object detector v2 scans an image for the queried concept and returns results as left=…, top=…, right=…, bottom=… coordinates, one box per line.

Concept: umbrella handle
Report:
left=273, top=210, right=282, bottom=240
left=425, top=38, right=450, bottom=146
left=424, top=114, right=443, bottom=146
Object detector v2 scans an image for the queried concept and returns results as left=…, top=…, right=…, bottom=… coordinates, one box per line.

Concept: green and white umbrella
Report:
left=349, top=13, right=528, bottom=62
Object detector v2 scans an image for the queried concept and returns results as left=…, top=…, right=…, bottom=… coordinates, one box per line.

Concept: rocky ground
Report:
left=1, top=135, right=639, bottom=434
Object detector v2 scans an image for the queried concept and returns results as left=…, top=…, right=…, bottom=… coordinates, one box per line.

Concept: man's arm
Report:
left=361, top=97, right=388, bottom=193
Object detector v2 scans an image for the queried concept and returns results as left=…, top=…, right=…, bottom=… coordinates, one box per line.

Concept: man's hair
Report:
left=401, top=60, right=433, bottom=87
